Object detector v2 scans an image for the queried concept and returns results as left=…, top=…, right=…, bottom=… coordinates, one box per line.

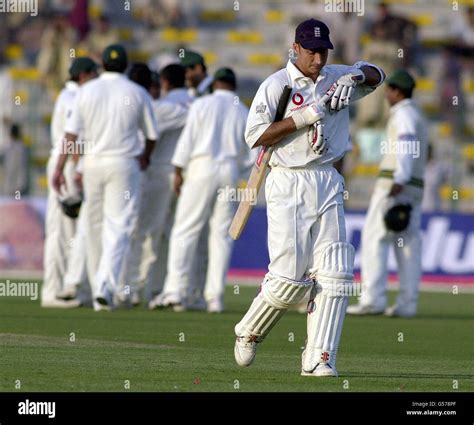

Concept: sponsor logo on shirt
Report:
left=292, top=93, right=304, bottom=106
left=289, top=92, right=310, bottom=112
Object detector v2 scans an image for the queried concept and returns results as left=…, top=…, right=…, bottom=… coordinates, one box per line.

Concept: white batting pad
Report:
left=235, top=274, right=313, bottom=343
left=262, top=274, right=313, bottom=309
left=302, top=242, right=354, bottom=373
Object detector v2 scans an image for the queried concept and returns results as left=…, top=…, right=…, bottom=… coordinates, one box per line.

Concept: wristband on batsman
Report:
left=292, top=104, right=325, bottom=130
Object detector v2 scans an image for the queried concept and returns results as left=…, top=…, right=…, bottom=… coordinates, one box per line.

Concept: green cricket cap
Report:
left=69, top=57, right=97, bottom=79
left=386, top=69, right=416, bottom=91
left=102, top=44, right=128, bottom=68
left=180, top=51, right=205, bottom=67
left=213, top=67, right=236, bottom=85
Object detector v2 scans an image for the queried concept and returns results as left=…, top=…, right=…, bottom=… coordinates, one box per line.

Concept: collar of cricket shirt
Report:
left=287, top=60, right=326, bottom=88
left=65, top=80, right=79, bottom=91
left=100, top=71, right=126, bottom=80
left=213, top=88, right=235, bottom=97
left=165, top=87, right=190, bottom=102
left=390, top=98, right=413, bottom=114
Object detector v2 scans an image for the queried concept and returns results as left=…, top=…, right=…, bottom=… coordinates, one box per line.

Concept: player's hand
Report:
left=321, top=69, right=365, bottom=112
left=292, top=103, right=325, bottom=130
left=52, top=168, right=66, bottom=194
left=307, top=119, right=327, bottom=156
left=137, top=153, right=150, bottom=171
left=174, top=171, right=184, bottom=196
left=388, top=183, right=403, bottom=197
left=73, top=171, right=83, bottom=192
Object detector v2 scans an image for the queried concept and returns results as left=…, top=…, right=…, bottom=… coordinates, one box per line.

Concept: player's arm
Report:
left=139, top=138, right=156, bottom=170
left=389, top=111, right=418, bottom=197
left=173, top=166, right=184, bottom=196
left=322, top=62, right=385, bottom=111
left=52, top=132, right=77, bottom=193
left=138, top=94, right=159, bottom=170
left=52, top=94, right=82, bottom=193
left=253, top=117, right=296, bottom=147
left=359, top=65, right=384, bottom=87
left=255, top=104, right=325, bottom=148
left=247, top=80, right=324, bottom=148
left=171, top=102, right=200, bottom=194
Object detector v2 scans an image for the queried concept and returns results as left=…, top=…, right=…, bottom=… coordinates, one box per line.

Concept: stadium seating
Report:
left=2, top=0, right=473, bottom=212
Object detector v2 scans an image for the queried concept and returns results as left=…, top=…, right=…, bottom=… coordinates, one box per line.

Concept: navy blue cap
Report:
left=295, top=19, right=334, bottom=50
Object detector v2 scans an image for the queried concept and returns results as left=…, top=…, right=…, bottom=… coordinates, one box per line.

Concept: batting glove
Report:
left=292, top=103, right=325, bottom=130
left=307, top=119, right=326, bottom=155
left=321, top=69, right=365, bottom=112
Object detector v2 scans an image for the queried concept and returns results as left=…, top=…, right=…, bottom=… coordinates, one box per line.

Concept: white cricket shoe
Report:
left=234, top=336, right=257, bottom=367
left=346, top=303, right=384, bottom=316
left=131, top=291, right=141, bottom=306
left=95, top=285, right=114, bottom=310
left=301, top=363, right=338, bottom=377
left=116, top=290, right=141, bottom=308
left=41, top=298, right=81, bottom=309
left=207, top=298, right=223, bottom=314
left=384, top=305, right=416, bottom=318
left=93, top=300, right=112, bottom=312
left=148, top=293, right=185, bottom=312
left=56, top=286, right=77, bottom=301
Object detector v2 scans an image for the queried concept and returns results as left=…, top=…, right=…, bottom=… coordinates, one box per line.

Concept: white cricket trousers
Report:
left=360, top=186, right=422, bottom=313
left=42, top=156, right=78, bottom=304
left=162, top=157, right=238, bottom=303
left=121, top=164, right=175, bottom=300
left=82, top=156, right=142, bottom=298
left=122, top=165, right=209, bottom=302
left=266, top=165, right=347, bottom=280
left=63, top=206, right=89, bottom=301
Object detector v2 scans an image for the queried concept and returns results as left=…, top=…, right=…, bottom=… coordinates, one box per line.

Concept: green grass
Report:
left=0, top=282, right=473, bottom=392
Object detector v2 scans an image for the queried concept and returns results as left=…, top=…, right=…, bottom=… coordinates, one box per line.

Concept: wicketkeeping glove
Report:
left=321, top=69, right=365, bottom=112
left=292, top=103, right=325, bottom=130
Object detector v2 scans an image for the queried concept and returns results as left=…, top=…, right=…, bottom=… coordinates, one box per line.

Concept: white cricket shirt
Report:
left=379, top=98, right=428, bottom=187
left=152, top=87, right=192, bottom=165
left=50, top=81, right=79, bottom=157
left=246, top=59, right=381, bottom=168
left=65, top=72, right=159, bottom=157
left=172, top=89, right=249, bottom=168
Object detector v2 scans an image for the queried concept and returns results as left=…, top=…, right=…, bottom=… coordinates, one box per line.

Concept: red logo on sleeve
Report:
left=292, top=93, right=304, bottom=105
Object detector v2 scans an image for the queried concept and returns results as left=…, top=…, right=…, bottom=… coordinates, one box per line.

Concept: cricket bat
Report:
left=229, top=84, right=292, bottom=240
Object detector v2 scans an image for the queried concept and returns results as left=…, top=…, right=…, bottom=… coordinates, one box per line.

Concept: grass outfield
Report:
left=0, top=283, right=473, bottom=392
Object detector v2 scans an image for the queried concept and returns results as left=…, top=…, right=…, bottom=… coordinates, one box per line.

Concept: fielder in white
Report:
left=123, top=63, right=192, bottom=303
left=154, top=67, right=252, bottom=313
left=42, top=57, right=97, bottom=308
left=58, top=188, right=90, bottom=304
left=347, top=70, right=427, bottom=318
left=53, top=44, right=158, bottom=310
left=234, top=19, right=385, bottom=377
left=179, top=50, right=214, bottom=309
left=181, top=50, right=214, bottom=97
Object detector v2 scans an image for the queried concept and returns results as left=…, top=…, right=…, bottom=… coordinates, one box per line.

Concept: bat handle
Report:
left=256, top=146, right=267, bottom=167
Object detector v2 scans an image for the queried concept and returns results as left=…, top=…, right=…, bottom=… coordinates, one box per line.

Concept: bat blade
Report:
left=229, top=85, right=292, bottom=240
left=228, top=146, right=272, bottom=240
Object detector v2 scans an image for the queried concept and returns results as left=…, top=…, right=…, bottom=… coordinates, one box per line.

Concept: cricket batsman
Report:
left=234, top=19, right=385, bottom=377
